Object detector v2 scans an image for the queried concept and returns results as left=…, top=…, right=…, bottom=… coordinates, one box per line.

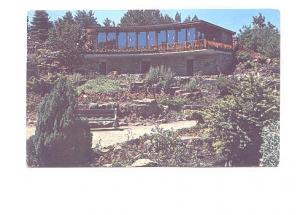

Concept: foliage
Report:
left=159, top=96, right=189, bottom=111
left=77, top=76, right=125, bottom=94
left=74, top=10, right=98, bottom=28
left=238, top=13, right=280, bottom=58
left=175, top=12, right=181, bottom=23
left=260, top=121, right=280, bottom=167
left=201, top=74, right=279, bottom=166
left=27, top=79, right=92, bottom=167
left=216, top=75, right=237, bottom=97
left=103, top=17, right=115, bottom=27
left=36, top=21, right=86, bottom=74
left=27, top=73, right=63, bottom=95
left=182, top=77, right=199, bottom=92
left=29, top=10, right=53, bottom=43
left=236, top=51, right=252, bottom=63
left=120, top=10, right=174, bottom=26
left=145, top=66, right=175, bottom=94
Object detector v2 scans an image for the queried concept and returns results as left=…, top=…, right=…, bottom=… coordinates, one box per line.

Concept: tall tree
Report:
left=74, top=10, right=98, bottom=28
left=192, top=15, right=199, bottom=22
left=62, top=11, right=75, bottom=24
left=36, top=22, right=87, bottom=74
left=120, top=10, right=172, bottom=26
left=238, top=13, right=280, bottom=58
left=183, top=15, right=192, bottom=23
left=103, top=17, right=113, bottom=27
left=252, top=13, right=266, bottom=29
left=175, top=11, right=181, bottom=23
left=30, top=10, right=52, bottom=43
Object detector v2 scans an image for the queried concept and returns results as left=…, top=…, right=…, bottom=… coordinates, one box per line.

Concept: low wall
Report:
left=83, top=49, right=235, bottom=76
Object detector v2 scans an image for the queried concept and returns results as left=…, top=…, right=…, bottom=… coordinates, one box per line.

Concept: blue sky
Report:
left=28, top=9, right=280, bottom=33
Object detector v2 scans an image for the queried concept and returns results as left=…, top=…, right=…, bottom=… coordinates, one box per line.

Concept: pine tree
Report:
left=183, top=16, right=192, bottom=23
left=175, top=12, right=181, bottom=23
left=103, top=17, right=113, bottom=27
left=62, top=11, right=75, bottom=24
left=74, top=10, right=98, bottom=28
left=27, top=79, right=92, bottom=167
left=192, top=15, right=199, bottom=22
left=30, top=10, right=52, bottom=43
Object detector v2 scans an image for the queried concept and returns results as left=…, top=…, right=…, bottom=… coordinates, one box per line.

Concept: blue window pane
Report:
left=187, top=28, right=196, bottom=41
left=138, top=32, right=146, bottom=48
left=98, top=32, right=106, bottom=43
left=167, top=30, right=175, bottom=44
left=148, top=31, right=155, bottom=47
left=118, top=32, right=126, bottom=48
left=158, top=30, right=167, bottom=45
left=107, top=32, right=116, bottom=41
left=128, top=32, right=136, bottom=48
left=178, top=28, right=186, bottom=42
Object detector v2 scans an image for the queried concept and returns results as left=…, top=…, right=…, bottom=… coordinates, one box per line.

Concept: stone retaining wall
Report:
left=84, top=50, right=234, bottom=76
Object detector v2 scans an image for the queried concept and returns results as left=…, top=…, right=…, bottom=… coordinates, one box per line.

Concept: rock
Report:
left=183, top=104, right=203, bottom=110
left=98, top=102, right=117, bottom=109
left=89, top=103, right=99, bottom=109
left=103, top=164, right=113, bottom=167
left=266, top=58, right=272, bottom=64
left=133, top=98, right=157, bottom=105
left=131, top=159, right=158, bottom=167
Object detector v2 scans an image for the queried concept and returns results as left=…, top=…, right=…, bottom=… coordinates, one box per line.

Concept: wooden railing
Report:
left=86, top=39, right=233, bottom=54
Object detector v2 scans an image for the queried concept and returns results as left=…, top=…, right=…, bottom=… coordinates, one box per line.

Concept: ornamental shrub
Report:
left=260, top=121, right=280, bottom=167
left=201, top=73, right=279, bottom=166
left=26, top=78, right=92, bottom=167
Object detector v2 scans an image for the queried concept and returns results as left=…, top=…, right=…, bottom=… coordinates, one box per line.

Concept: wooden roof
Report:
left=87, top=20, right=235, bottom=34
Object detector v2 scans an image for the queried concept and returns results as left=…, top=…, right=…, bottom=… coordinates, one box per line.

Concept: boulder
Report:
left=131, top=159, right=158, bottom=167
left=89, top=102, right=99, bottom=109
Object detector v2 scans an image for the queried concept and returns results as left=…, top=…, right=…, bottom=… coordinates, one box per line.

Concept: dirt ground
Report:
left=26, top=120, right=197, bottom=148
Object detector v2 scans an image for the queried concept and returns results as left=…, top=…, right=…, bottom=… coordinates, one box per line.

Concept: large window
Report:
left=138, top=32, right=147, bottom=48
left=187, top=28, right=196, bottom=41
left=158, top=30, right=167, bottom=45
left=167, top=30, right=176, bottom=44
left=127, top=32, right=136, bottom=48
left=148, top=31, right=156, bottom=47
left=178, top=28, right=187, bottom=42
left=118, top=32, right=126, bottom=49
left=107, top=32, right=116, bottom=41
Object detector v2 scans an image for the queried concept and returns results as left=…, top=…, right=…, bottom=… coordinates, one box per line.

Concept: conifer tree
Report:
left=27, top=79, right=92, bottom=167
left=175, top=12, right=181, bottom=23
left=30, top=10, right=52, bottom=42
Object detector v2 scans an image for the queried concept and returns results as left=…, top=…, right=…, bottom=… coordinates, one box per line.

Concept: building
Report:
left=84, top=20, right=235, bottom=75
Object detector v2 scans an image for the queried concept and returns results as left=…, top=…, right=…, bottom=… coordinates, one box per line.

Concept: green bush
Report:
left=260, top=121, right=280, bottom=167
left=182, top=77, right=199, bottom=92
left=159, top=96, right=189, bottom=111
left=77, top=76, right=124, bottom=94
left=216, top=75, right=237, bottom=97
left=236, top=52, right=252, bottom=63
left=201, top=73, right=279, bottom=166
left=27, top=79, right=92, bottom=167
left=145, top=66, right=175, bottom=94
left=27, top=73, right=63, bottom=95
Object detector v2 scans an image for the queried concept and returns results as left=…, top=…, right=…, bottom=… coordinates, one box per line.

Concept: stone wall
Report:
left=84, top=50, right=234, bottom=76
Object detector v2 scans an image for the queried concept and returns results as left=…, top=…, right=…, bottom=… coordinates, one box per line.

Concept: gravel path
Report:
left=26, top=120, right=197, bottom=148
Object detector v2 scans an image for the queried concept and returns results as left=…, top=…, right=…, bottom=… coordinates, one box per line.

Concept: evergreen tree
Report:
left=183, top=16, right=192, bottom=23
left=175, top=11, right=181, bottom=23
left=74, top=10, right=98, bottom=28
left=238, top=13, right=280, bottom=58
left=62, top=11, right=75, bottom=24
left=192, top=15, right=199, bottom=22
left=27, top=79, right=92, bottom=167
left=36, top=21, right=87, bottom=74
left=30, top=10, right=52, bottom=42
left=162, top=14, right=174, bottom=24
left=103, top=17, right=113, bottom=27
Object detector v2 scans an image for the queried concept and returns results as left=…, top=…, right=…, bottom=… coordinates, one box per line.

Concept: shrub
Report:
left=216, top=75, right=237, bottom=97
left=159, top=96, right=189, bottom=111
left=182, top=77, right=199, bottom=92
left=236, top=52, right=252, bottom=63
left=26, top=79, right=92, bottom=167
left=145, top=66, right=175, bottom=94
left=27, top=73, right=63, bottom=95
left=260, top=121, right=280, bottom=167
left=77, top=76, right=124, bottom=94
left=201, top=73, right=279, bottom=166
